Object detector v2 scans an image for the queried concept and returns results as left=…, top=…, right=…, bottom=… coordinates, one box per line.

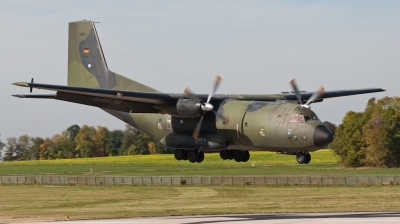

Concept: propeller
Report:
left=289, top=79, right=325, bottom=109
left=184, top=75, right=228, bottom=140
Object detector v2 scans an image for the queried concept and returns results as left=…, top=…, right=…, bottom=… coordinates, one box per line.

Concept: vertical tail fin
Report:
left=68, top=20, right=159, bottom=93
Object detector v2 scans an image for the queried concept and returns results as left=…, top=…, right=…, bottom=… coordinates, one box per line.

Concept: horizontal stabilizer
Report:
left=12, top=94, right=56, bottom=99
left=12, top=82, right=176, bottom=104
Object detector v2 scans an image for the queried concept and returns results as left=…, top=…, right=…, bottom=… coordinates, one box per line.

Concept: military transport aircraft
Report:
left=13, top=20, right=385, bottom=164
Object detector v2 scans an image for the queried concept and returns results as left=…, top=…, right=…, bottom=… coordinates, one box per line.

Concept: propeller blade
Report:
left=305, top=86, right=325, bottom=105
left=207, top=75, right=222, bottom=103
left=192, top=116, right=204, bottom=140
left=289, top=79, right=302, bottom=105
left=183, top=88, right=201, bottom=102
left=189, top=75, right=223, bottom=139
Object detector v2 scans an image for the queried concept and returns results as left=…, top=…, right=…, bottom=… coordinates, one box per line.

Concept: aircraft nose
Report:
left=313, top=125, right=334, bottom=148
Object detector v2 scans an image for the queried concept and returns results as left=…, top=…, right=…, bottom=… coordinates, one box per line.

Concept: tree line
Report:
left=0, top=125, right=172, bottom=161
left=331, top=96, right=400, bottom=168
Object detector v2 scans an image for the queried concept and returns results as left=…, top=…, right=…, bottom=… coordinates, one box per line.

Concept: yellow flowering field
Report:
left=0, top=150, right=399, bottom=176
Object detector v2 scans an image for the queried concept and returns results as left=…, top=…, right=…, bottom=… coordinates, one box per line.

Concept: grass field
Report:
left=1, top=150, right=400, bottom=176
left=2, top=150, right=400, bottom=223
left=1, top=184, right=400, bottom=223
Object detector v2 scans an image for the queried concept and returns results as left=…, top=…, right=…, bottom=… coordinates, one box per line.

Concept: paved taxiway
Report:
left=16, top=213, right=400, bottom=224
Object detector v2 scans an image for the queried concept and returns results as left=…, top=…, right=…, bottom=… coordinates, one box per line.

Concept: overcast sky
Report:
left=1, top=0, right=399, bottom=141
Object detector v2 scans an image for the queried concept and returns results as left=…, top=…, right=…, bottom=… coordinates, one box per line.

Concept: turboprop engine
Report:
left=176, top=98, right=203, bottom=118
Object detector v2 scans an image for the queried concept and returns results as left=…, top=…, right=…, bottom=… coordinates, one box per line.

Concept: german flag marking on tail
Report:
left=83, top=48, right=89, bottom=53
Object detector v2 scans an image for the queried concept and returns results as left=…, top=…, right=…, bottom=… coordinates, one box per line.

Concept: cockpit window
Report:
left=312, top=116, right=320, bottom=121
left=289, top=114, right=305, bottom=123
left=304, top=115, right=311, bottom=121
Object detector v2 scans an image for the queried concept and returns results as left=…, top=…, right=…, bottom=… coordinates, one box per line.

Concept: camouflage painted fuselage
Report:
left=104, top=100, right=323, bottom=153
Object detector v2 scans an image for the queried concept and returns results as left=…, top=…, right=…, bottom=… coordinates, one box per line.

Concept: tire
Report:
left=174, top=149, right=184, bottom=160
left=197, top=151, right=204, bottom=163
left=227, top=150, right=234, bottom=160
left=242, top=151, right=250, bottom=162
left=296, top=152, right=306, bottom=164
left=304, top=153, right=311, bottom=164
left=233, top=150, right=244, bottom=162
left=188, top=150, right=198, bottom=163
left=220, top=150, right=229, bottom=160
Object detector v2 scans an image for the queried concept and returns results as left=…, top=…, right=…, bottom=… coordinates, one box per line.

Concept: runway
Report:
left=15, top=213, right=400, bottom=224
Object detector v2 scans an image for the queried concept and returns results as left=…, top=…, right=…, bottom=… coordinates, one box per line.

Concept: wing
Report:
left=225, top=88, right=385, bottom=103
left=13, top=82, right=385, bottom=114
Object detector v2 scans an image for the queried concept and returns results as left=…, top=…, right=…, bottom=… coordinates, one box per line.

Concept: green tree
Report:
left=66, top=124, right=81, bottom=141
left=0, top=135, right=6, bottom=160
left=30, top=137, right=44, bottom=160
left=120, top=125, right=137, bottom=155
left=4, top=137, right=19, bottom=161
left=74, top=125, right=96, bottom=158
left=39, top=138, right=56, bottom=160
left=93, top=126, right=109, bottom=157
left=106, top=130, right=124, bottom=156
left=53, top=133, right=74, bottom=159
left=363, top=97, right=400, bottom=167
left=331, top=111, right=366, bottom=167
left=333, top=97, right=400, bottom=167
left=18, top=135, right=33, bottom=160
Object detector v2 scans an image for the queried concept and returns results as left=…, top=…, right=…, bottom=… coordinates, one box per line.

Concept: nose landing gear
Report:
left=296, top=152, right=311, bottom=164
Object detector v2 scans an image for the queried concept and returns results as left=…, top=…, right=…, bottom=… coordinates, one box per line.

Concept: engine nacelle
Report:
left=176, top=98, right=203, bottom=118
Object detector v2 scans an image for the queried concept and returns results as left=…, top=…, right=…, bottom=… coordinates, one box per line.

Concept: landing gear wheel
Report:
left=197, top=151, right=204, bottom=163
left=183, top=150, right=188, bottom=160
left=304, top=153, right=311, bottom=164
left=220, top=150, right=229, bottom=160
left=296, top=152, right=306, bottom=164
left=233, top=150, right=244, bottom=162
left=227, top=150, right=234, bottom=160
left=242, top=151, right=250, bottom=162
left=174, top=149, right=185, bottom=160
left=188, top=150, right=199, bottom=163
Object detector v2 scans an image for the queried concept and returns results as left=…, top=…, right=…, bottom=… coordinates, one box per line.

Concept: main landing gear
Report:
left=220, top=149, right=250, bottom=162
left=296, top=152, right=311, bottom=164
left=174, top=149, right=204, bottom=163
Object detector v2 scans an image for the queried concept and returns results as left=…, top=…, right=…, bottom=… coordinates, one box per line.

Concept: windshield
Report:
left=312, top=115, right=320, bottom=121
